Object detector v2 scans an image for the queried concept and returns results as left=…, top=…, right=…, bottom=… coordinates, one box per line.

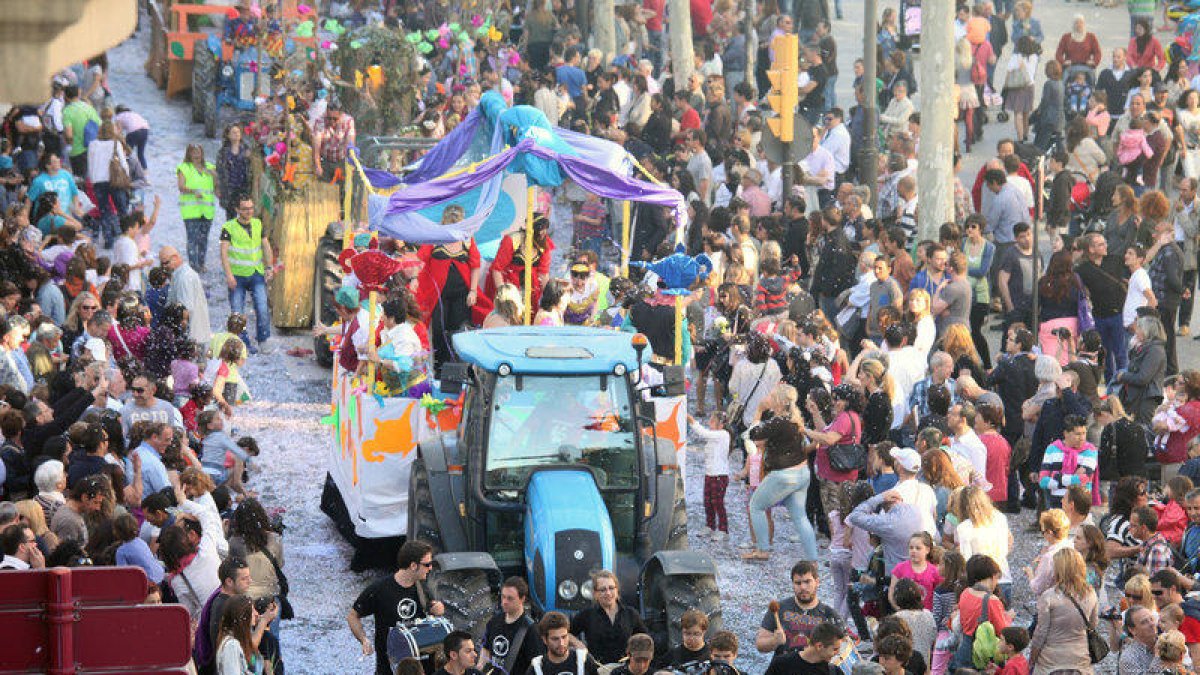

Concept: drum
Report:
left=387, top=617, right=454, bottom=667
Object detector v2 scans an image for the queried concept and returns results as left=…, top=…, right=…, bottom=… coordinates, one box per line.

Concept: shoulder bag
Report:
left=109, top=142, right=132, bottom=190
left=725, top=361, right=767, bottom=437
left=1065, top=592, right=1109, bottom=663
left=827, top=413, right=867, bottom=473
left=259, top=545, right=295, bottom=620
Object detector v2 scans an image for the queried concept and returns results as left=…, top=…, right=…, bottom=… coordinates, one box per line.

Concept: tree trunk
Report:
left=668, top=0, right=695, bottom=92
left=916, top=0, right=955, bottom=241
left=593, top=0, right=616, bottom=61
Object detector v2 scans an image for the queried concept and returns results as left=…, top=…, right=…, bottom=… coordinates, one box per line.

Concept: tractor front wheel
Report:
left=644, top=572, right=723, bottom=653
left=429, top=567, right=495, bottom=634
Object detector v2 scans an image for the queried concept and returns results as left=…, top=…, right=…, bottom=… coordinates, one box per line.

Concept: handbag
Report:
left=1065, top=592, right=1109, bottom=664
left=1076, top=279, right=1095, bottom=333
left=1004, top=59, right=1031, bottom=90
left=725, top=361, right=767, bottom=437
left=827, top=413, right=867, bottom=473
left=259, top=545, right=295, bottom=620
left=108, top=142, right=132, bottom=190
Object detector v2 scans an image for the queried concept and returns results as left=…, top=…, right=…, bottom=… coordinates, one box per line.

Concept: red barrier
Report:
left=0, top=566, right=191, bottom=674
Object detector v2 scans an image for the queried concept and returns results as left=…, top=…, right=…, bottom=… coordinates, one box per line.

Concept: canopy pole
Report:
left=675, top=295, right=683, bottom=365
left=621, top=200, right=631, bottom=277
left=524, top=186, right=535, bottom=325
left=342, top=158, right=354, bottom=251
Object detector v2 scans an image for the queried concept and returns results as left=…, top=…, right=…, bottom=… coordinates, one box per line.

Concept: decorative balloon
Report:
left=630, top=243, right=713, bottom=295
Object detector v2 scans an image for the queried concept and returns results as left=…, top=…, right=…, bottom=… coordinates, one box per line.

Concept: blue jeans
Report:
left=230, top=272, right=272, bottom=344
left=184, top=218, right=211, bottom=270
left=1095, top=314, right=1128, bottom=383
left=93, top=181, right=127, bottom=247
left=749, top=466, right=818, bottom=559
left=126, top=128, right=149, bottom=170
left=824, top=73, right=838, bottom=111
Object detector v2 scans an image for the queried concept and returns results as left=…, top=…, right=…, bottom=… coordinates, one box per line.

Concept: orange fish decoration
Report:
left=362, top=401, right=418, bottom=462
left=652, top=400, right=685, bottom=453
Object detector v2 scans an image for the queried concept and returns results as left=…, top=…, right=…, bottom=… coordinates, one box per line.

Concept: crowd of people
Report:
left=9, top=0, right=1200, bottom=673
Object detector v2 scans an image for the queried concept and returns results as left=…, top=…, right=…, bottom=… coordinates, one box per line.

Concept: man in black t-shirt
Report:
left=479, top=577, right=542, bottom=675
left=763, top=621, right=845, bottom=675
left=755, top=561, right=842, bottom=655
left=526, top=612, right=601, bottom=675
left=435, top=630, right=485, bottom=675
left=348, top=540, right=445, bottom=675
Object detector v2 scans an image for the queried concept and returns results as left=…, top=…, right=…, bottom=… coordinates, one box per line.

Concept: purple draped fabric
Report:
left=398, top=108, right=484, bottom=184
left=381, top=139, right=687, bottom=229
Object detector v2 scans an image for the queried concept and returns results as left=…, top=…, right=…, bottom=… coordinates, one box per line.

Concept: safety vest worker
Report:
left=221, top=211, right=268, bottom=279
left=219, top=196, right=277, bottom=349
left=176, top=144, right=217, bottom=271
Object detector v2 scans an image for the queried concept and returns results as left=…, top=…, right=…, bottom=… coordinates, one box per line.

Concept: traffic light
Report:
left=766, top=34, right=799, bottom=143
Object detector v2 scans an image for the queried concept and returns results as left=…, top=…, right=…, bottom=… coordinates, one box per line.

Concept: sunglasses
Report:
left=571, top=271, right=589, bottom=278
left=419, top=561, right=434, bottom=568
left=130, top=387, right=145, bottom=393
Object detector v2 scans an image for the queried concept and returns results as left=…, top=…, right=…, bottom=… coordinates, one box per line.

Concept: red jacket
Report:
left=1155, top=500, right=1188, bottom=547
left=484, top=232, right=555, bottom=312
left=971, top=162, right=1036, bottom=212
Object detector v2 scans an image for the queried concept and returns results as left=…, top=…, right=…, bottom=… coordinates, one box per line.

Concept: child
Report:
left=209, top=313, right=248, bottom=360
left=876, top=633, right=915, bottom=675
left=1117, top=116, right=1155, bottom=185
left=1152, top=388, right=1190, bottom=457
left=210, top=336, right=249, bottom=416
left=1160, top=603, right=1184, bottom=634
left=660, top=609, right=711, bottom=671
left=1154, top=475, right=1194, bottom=547
left=572, top=191, right=608, bottom=259
left=179, top=382, right=213, bottom=434
left=144, top=266, right=170, bottom=326
left=835, top=481, right=878, bottom=639
left=1073, top=523, right=1110, bottom=608
left=374, top=295, right=429, bottom=397
left=869, top=441, right=899, bottom=494
left=1065, top=70, right=1092, bottom=120
left=171, top=342, right=201, bottom=407
left=931, top=552, right=967, bottom=675
left=197, top=410, right=251, bottom=498
left=689, top=412, right=731, bottom=540
left=892, top=578, right=937, bottom=665
left=1085, top=91, right=1110, bottom=137
left=890, top=531, right=943, bottom=610
left=1157, top=630, right=1189, bottom=675
left=91, top=256, right=111, bottom=289
left=988, top=627, right=1029, bottom=675
left=709, top=630, right=739, bottom=672
left=732, top=433, right=771, bottom=550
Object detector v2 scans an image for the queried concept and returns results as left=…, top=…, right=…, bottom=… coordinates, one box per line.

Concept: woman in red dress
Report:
left=415, top=206, right=491, bottom=370
left=484, top=215, right=555, bottom=313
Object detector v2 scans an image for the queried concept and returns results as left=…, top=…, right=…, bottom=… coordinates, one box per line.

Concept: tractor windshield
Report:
left=485, top=374, right=638, bottom=490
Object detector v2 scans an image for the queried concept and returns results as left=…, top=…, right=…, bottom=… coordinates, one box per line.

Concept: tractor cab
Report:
left=407, top=327, right=716, bottom=647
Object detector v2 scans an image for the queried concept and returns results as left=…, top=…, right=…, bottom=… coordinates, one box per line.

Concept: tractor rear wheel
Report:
left=645, top=573, right=723, bottom=652
left=203, top=88, right=219, bottom=138
left=665, top=474, right=688, bottom=551
left=407, top=458, right=444, bottom=552
left=191, top=40, right=215, bottom=124
left=429, top=567, right=495, bottom=633
left=312, top=226, right=343, bottom=368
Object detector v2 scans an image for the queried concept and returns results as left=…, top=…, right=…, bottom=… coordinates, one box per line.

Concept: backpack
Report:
left=82, top=118, right=99, bottom=148
left=531, top=648, right=589, bottom=675
left=971, top=591, right=1000, bottom=669
left=192, top=589, right=222, bottom=674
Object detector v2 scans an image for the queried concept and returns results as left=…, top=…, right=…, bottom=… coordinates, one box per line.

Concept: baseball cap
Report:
left=890, top=446, right=922, bottom=473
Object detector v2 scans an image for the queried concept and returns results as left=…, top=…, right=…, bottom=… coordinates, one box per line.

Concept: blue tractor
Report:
left=409, top=327, right=721, bottom=650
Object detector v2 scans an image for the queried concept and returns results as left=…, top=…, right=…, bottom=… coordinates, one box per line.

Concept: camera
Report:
left=1052, top=327, right=1072, bottom=340
left=1099, top=606, right=1123, bottom=622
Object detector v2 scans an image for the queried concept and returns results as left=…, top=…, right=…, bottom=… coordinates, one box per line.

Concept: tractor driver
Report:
left=348, top=540, right=445, bottom=675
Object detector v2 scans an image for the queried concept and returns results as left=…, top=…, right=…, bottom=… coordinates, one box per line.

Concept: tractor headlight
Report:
left=558, top=580, right=579, bottom=600
left=580, top=579, right=594, bottom=601
left=498, top=363, right=512, bottom=377
left=221, top=65, right=234, bottom=78
left=613, top=364, right=627, bottom=376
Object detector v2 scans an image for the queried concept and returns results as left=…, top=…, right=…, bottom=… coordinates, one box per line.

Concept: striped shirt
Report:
left=1038, top=440, right=1098, bottom=497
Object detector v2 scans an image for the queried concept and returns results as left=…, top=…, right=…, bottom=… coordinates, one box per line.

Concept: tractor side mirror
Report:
left=649, top=366, right=686, bottom=398
left=439, top=362, right=471, bottom=395
left=637, top=400, right=656, bottom=422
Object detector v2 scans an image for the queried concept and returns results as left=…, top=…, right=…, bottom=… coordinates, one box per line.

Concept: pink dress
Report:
left=891, top=560, right=944, bottom=609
